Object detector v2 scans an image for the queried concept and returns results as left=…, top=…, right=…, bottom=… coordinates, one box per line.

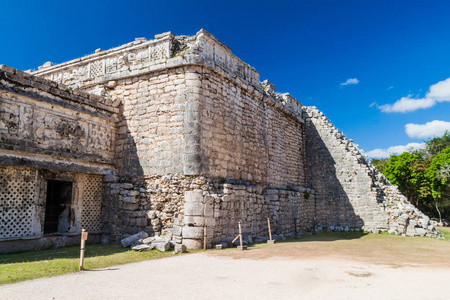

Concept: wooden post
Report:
left=237, top=221, right=247, bottom=250
left=238, top=222, right=243, bottom=246
left=294, top=217, right=298, bottom=238
left=267, top=217, right=275, bottom=244
left=203, top=226, right=207, bottom=250
left=79, top=229, right=88, bottom=271
left=231, top=234, right=240, bottom=245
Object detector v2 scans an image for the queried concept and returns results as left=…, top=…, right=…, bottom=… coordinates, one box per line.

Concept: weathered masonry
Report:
left=0, top=65, right=117, bottom=252
left=0, top=29, right=441, bottom=252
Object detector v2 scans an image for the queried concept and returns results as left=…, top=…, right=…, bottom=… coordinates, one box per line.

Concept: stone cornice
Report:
left=0, top=65, right=118, bottom=119
left=29, top=29, right=304, bottom=124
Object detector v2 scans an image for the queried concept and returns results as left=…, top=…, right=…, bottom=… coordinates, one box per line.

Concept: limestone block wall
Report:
left=100, top=172, right=315, bottom=247
left=182, top=184, right=314, bottom=248
left=304, top=106, right=441, bottom=237
left=0, top=66, right=115, bottom=252
left=24, top=29, right=442, bottom=248
left=31, top=30, right=306, bottom=188
left=197, top=67, right=305, bottom=187
left=105, top=68, right=196, bottom=176
left=0, top=65, right=117, bottom=174
left=101, top=174, right=210, bottom=242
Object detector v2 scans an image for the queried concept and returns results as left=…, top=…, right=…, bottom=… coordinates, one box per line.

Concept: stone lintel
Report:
left=0, top=150, right=115, bottom=175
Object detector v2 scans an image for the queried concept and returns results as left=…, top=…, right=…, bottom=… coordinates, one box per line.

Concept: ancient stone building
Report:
left=0, top=29, right=441, bottom=252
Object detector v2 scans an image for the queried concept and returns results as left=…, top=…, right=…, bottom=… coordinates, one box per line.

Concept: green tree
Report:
left=425, top=147, right=450, bottom=223
left=426, top=131, right=450, bottom=156
left=372, top=158, right=389, bottom=173
left=381, top=152, right=428, bottom=208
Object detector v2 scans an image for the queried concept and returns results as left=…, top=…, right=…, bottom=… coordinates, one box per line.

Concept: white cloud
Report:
left=366, top=142, right=426, bottom=158
left=340, top=78, right=359, bottom=86
left=379, top=96, right=436, bottom=113
left=387, top=86, right=394, bottom=90
left=369, top=102, right=376, bottom=108
left=380, top=77, right=450, bottom=113
left=405, top=120, right=450, bottom=139
left=426, top=78, right=450, bottom=102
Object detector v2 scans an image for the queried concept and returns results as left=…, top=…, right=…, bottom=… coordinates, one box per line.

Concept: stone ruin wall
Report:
left=0, top=65, right=117, bottom=252
left=0, top=65, right=117, bottom=172
left=0, top=165, right=105, bottom=253
left=31, top=30, right=312, bottom=245
left=304, top=106, right=441, bottom=237
left=107, top=68, right=190, bottom=177
left=22, top=29, right=440, bottom=249
left=198, top=66, right=306, bottom=187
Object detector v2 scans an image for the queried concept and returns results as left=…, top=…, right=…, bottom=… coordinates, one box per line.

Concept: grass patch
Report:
left=437, top=227, right=450, bottom=240
left=0, top=244, right=194, bottom=285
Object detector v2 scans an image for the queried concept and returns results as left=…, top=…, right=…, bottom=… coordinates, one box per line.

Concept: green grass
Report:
left=437, top=227, right=450, bottom=240
left=0, top=244, right=194, bottom=285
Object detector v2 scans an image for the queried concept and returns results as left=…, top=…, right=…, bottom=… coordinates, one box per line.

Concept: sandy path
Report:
left=1, top=251, right=448, bottom=300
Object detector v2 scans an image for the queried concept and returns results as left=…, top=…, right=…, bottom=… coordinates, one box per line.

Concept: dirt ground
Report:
left=1, top=236, right=450, bottom=300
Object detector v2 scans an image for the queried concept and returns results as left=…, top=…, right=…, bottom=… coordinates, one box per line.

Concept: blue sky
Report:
left=1, top=0, right=449, bottom=158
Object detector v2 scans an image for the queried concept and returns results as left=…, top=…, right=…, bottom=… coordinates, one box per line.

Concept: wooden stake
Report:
left=79, top=229, right=88, bottom=271
left=294, top=217, right=298, bottom=238
left=231, top=234, right=240, bottom=245
left=267, top=217, right=275, bottom=244
left=203, top=226, right=207, bottom=250
left=237, top=221, right=247, bottom=250
left=238, top=222, right=243, bottom=246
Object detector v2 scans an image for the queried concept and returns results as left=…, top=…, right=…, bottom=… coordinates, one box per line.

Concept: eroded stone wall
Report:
left=183, top=185, right=314, bottom=248
left=304, top=106, right=441, bottom=237
left=101, top=173, right=315, bottom=248
left=0, top=65, right=117, bottom=174
left=101, top=174, right=206, bottom=242
left=17, top=28, right=441, bottom=251
left=105, top=69, right=191, bottom=176
left=197, top=67, right=305, bottom=187
left=0, top=65, right=115, bottom=251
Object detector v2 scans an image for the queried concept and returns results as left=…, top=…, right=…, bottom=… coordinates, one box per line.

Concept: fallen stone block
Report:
left=151, top=240, right=171, bottom=252
left=121, top=231, right=148, bottom=247
left=132, top=244, right=151, bottom=251
left=415, top=228, right=427, bottom=237
left=406, top=227, right=416, bottom=237
left=174, top=244, right=187, bottom=253
left=215, top=242, right=227, bottom=249
left=398, top=215, right=409, bottom=226
left=142, top=237, right=155, bottom=245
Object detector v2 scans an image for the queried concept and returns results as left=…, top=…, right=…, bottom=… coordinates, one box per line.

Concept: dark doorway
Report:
left=44, top=180, right=73, bottom=234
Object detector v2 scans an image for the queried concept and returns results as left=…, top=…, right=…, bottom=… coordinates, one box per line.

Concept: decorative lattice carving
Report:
left=150, top=43, right=167, bottom=61
left=90, top=60, right=104, bottom=78
left=80, top=175, right=103, bottom=232
left=89, top=124, right=112, bottom=151
left=0, top=167, right=37, bottom=239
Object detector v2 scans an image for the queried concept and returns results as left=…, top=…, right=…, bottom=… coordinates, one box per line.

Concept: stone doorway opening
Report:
left=44, top=180, right=73, bottom=234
